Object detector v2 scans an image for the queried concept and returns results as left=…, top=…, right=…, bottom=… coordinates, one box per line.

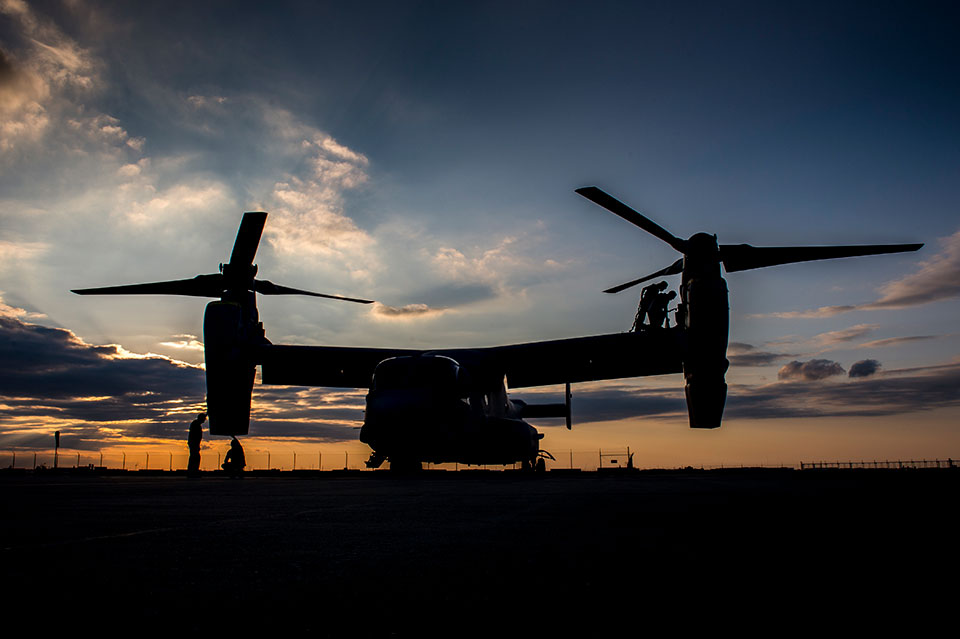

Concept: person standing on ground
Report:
left=187, top=412, right=206, bottom=476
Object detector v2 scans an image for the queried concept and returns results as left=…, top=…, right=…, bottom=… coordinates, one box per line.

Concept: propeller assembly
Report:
left=72, top=212, right=374, bottom=304
left=577, top=186, right=923, bottom=430
left=575, top=186, right=923, bottom=293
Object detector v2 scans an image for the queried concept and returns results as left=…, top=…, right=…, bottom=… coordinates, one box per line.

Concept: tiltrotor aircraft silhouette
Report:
left=73, top=189, right=921, bottom=470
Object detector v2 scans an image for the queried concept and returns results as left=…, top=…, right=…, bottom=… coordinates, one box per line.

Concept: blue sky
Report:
left=1, top=0, right=958, bottom=465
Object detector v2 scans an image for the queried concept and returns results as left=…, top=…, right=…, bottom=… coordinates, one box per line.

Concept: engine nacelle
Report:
left=203, top=301, right=256, bottom=435
left=682, top=274, right=729, bottom=428
left=684, top=377, right=727, bottom=429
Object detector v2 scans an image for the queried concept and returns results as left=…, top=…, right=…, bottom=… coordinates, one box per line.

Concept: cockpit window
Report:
left=372, top=355, right=461, bottom=391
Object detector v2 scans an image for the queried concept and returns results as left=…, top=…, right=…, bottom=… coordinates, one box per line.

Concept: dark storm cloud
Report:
left=0, top=313, right=206, bottom=446
left=0, top=312, right=368, bottom=446
left=0, top=316, right=203, bottom=400
left=778, top=359, right=845, bottom=381
left=848, top=359, right=881, bottom=378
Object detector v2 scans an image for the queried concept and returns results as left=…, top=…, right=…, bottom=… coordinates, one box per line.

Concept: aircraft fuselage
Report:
left=360, top=355, right=543, bottom=467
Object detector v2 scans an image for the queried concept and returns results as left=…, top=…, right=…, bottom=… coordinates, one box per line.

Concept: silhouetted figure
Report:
left=648, top=290, right=677, bottom=329
left=222, top=437, right=246, bottom=476
left=633, top=282, right=670, bottom=331
left=187, top=412, right=206, bottom=476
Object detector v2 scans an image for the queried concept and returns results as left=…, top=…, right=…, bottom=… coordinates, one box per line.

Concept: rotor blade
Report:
left=576, top=186, right=687, bottom=252
left=603, top=258, right=685, bottom=294
left=72, top=274, right=225, bottom=297
left=228, top=211, right=268, bottom=267
left=254, top=279, right=374, bottom=304
left=719, top=243, right=923, bottom=273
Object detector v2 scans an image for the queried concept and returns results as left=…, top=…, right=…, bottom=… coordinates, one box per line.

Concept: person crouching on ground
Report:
left=222, top=437, right=246, bottom=477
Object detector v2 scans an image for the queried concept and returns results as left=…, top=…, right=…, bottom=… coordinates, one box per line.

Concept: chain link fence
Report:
left=3, top=448, right=957, bottom=473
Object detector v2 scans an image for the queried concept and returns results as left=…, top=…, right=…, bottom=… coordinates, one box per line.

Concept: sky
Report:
left=1, top=0, right=959, bottom=468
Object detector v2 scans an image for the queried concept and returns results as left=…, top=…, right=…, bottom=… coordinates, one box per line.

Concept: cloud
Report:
left=0, top=308, right=206, bottom=448
left=857, top=335, right=938, bottom=349
left=408, top=282, right=499, bottom=308
left=186, top=94, right=228, bottom=109
left=727, top=342, right=795, bottom=367
left=0, top=293, right=46, bottom=320
left=225, top=114, right=378, bottom=281
left=426, top=234, right=568, bottom=303
left=813, top=324, right=877, bottom=346
left=0, top=298, right=363, bottom=448
left=158, top=335, right=204, bottom=351
left=754, top=229, right=960, bottom=318
left=848, top=359, right=881, bottom=378
left=0, top=0, right=100, bottom=155
left=0, top=6, right=379, bottom=345
left=370, top=302, right=448, bottom=320
left=550, top=361, right=960, bottom=425
left=778, top=359, right=846, bottom=381
left=756, top=305, right=858, bottom=319
left=727, top=364, right=960, bottom=419
left=865, top=230, right=960, bottom=309
left=250, top=386, right=364, bottom=442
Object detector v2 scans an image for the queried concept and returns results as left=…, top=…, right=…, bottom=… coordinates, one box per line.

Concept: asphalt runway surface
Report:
left=3, top=469, right=956, bottom=633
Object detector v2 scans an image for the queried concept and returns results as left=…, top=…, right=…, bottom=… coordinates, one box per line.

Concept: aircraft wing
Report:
left=257, top=329, right=684, bottom=389
left=258, top=345, right=424, bottom=388
left=476, top=330, right=684, bottom=388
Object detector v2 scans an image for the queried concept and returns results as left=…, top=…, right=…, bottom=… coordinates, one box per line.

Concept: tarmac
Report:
left=2, top=468, right=956, bottom=633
